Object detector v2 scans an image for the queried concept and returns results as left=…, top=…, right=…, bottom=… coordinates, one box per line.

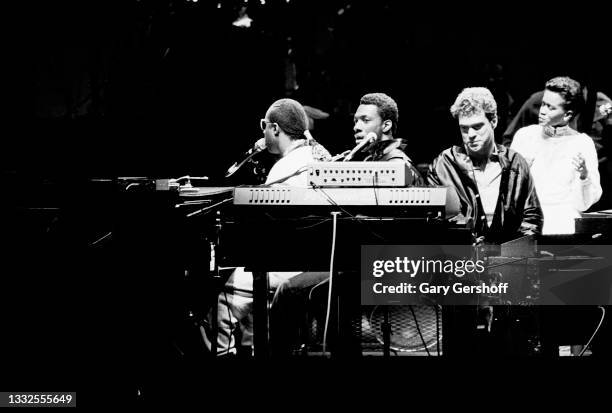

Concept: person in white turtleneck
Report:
left=511, top=76, right=602, bottom=235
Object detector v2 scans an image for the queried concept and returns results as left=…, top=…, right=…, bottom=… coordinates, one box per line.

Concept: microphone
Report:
left=343, top=132, right=377, bottom=162
left=225, top=138, right=266, bottom=178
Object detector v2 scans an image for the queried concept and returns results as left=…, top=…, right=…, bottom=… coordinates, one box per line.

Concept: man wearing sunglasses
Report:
left=204, top=98, right=329, bottom=356
left=259, top=99, right=326, bottom=186
left=243, top=102, right=332, bottom=184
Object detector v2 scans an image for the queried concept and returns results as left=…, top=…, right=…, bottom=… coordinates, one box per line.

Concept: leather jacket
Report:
left=364, top=138, right=425, bottom=186
left=427, top=144, right=543, bottom=243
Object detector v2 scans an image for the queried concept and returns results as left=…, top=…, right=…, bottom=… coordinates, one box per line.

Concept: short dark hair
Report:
left=268, top=98, right=308, bottom=140
left=545, top=76, right=583, bottom=115
left=359, top=93, right=399, bottom=135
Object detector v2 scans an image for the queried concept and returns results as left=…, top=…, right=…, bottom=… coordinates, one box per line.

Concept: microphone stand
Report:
left=342, top=134, right=376, bottom=162
left=225, top=148, right=263, bottom=178
left=331, top=150, right=351, bottom=162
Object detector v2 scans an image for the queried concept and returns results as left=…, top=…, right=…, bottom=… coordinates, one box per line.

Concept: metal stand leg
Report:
left=382, top=307, right=391, bottom=358
left=210, top=265, right=220, bottom=357
left=210, top=210, right=222, bottom=356
left=436, top=305, right=441, bottom=356
left=252, top=271, right=270, bottom=359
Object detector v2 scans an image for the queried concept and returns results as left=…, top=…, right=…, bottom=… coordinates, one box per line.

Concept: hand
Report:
left=572, top=152, right=588, bottom=180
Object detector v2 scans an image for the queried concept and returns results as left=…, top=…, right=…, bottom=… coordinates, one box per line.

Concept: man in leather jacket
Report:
left=427, top=87, right=543, bottom=243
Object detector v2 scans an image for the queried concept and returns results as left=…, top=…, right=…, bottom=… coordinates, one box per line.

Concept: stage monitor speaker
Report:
left=360, top=305, right=443, bottom=356
left=305, top=305, right=443, bottom=357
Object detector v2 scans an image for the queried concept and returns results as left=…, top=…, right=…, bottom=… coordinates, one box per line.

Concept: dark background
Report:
left=8, top=0, right=612, bottom=179
left=3, top=0, right=612, bottom=404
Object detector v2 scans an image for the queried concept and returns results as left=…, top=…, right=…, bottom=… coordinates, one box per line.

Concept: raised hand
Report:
left=572, top=152, right=588, bottom=180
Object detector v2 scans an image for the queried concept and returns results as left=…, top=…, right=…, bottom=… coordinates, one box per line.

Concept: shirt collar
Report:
left=454, top=143, right=508, bottom=176
left=489, top=144, right=500, bottom=162
left=457, top=143, right=501, bottom=163
left=543, top=124, right=576, bottom=137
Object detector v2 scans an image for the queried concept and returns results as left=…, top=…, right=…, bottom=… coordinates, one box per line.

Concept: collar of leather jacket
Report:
left=452, top=143, right=509, bottom=176
left=367, top=138, right=406, bottom=157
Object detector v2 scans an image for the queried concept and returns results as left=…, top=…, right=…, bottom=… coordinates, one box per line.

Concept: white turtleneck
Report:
left=511, top=124, right=602, bottom=234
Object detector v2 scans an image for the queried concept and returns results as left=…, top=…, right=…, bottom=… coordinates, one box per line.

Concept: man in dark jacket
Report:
left=428, top=87, right=543, bottom=244
left=427, top=88, right=544, bottom=357
left=269, top=93, right=423, bottom=357
left=348, top=93, right=424, bottom=184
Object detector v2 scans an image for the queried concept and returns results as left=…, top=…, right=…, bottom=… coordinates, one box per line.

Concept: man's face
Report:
left=539, top=90, right=569, bottom=127
left=458, top=112, right=496, bottom=157
left=353, top=104, right=384, bottom=144
left=263, top=107, right=280, bottom=154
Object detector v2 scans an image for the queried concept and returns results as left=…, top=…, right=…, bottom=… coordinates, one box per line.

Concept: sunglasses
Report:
left=260, top=119, right=277, bottom=131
